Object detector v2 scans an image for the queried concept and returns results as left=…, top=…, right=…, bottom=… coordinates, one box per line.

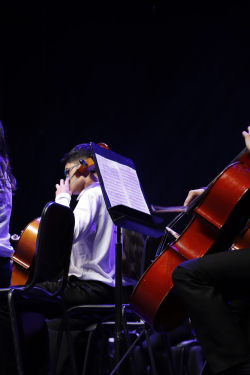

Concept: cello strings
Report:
left=168, top=211, right=186, bottom=229
left=155, top=211, right=187, bottom=257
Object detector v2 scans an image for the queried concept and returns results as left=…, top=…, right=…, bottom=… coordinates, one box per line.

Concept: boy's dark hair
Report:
left=61, top=143, right=92, bottom=165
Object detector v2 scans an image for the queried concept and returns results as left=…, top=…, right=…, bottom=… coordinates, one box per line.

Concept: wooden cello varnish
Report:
left=230, top=222, right=250, bottom=250
left=11, top=218, right=40, bottom=286
left=130, top=161, right=250, bottom=333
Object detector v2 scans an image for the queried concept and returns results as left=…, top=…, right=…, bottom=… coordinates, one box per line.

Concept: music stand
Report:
left=90, top=143, right=164, bottom=373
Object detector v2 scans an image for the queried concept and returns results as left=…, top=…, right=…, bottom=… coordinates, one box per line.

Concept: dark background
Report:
left=1, top=0, right=250, bottom=235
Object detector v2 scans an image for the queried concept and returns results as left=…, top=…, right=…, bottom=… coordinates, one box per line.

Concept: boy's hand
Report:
left=55, top=177, right=72, bottom=196
left=242, top=126, right=250, bottom=150
left=184, top=189, right=205, bottom=206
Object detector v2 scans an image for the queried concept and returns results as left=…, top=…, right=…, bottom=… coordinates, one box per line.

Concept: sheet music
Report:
left=95, top=153, right=150, bottom=214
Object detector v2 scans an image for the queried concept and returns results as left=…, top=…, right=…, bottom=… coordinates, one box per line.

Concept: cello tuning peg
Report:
left=80, top=159, right=87, bottom=166
left=11, top=234, right=20, bottom=241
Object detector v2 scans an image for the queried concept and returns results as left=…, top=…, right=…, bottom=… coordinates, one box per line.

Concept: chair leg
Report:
left=161, top=334, right=177, bottom=375
left=97, top=333, right=110, bottom=375
left=108, top=322, right=159, bottom=375
left=51, top=318, right=65, bottom=375
left=200, top=360, right=211, bottom=375
left=179, top=347, right=184, bottom=375
left=52, top=303, right=78, bottom=375
left=82, top=325, right=100, bottom=375
left=109, top=330, right=145, bottom=375
left=121, top=307, right=138, bottom=375
left=64, top=313, right=79, bottom=375
left=144, top=328, right=158, bottom=375
left=8, top=289, right=24, bottom=375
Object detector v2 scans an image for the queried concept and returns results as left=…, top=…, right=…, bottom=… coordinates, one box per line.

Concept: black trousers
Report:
left=37, top=276, right=132, bottom=308
left=0, top=277, right=132, bottom=375
left=172, top=248, right=250, bottom=375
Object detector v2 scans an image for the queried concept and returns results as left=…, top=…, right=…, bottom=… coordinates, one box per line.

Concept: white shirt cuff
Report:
left=55, top=193, right=71, bottom=207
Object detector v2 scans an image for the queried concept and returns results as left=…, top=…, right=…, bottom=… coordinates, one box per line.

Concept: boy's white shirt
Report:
left=55, top=182, right=133, bottom=286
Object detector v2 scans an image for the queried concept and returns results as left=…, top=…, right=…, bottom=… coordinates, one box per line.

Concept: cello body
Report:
left=231, top=221, right=250, bottom=250
left=130, top=161, right=250, bottom=332
left=11, top=218, right=40, bottom=286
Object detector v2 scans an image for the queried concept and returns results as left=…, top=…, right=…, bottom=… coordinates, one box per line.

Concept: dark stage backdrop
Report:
left=1, top=0, right=250, bottom=236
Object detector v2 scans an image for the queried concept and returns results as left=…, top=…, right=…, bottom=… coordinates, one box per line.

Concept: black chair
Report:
left=66, top=303, right=141, bottom=375
left=62, top=234, right=177, bottom=375
left=0, top=201, right=77, bottom=375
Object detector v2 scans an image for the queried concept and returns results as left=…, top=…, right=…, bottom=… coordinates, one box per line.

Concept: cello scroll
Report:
left=69, top=142, right=109, bottom=190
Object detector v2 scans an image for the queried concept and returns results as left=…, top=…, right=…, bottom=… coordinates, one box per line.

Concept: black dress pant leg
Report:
left=172, top=248, right=250, bottom=374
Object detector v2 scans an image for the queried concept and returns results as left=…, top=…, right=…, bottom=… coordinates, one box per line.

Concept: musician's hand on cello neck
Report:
left=183, top=128, right=250, bottom=207
left=55, top=177, right=72, bottom=197
left=242, top=126, right=250, bottom=150
left=184, top=188, right=205, bottom=206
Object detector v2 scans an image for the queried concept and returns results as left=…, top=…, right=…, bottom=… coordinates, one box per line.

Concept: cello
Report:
left=10, top=142, right=109, bottom=286
left=130, top=148, right=250, bottom=333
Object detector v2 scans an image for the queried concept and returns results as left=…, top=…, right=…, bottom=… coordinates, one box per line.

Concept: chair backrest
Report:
left=26, top=201, right=75, bottom=294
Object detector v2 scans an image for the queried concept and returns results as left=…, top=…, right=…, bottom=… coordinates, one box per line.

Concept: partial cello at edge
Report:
left=10, top=142, right=109, bottom=286
left=130, top=148, right=250, bottom=333
left=11, top=218, right=40, bottom=286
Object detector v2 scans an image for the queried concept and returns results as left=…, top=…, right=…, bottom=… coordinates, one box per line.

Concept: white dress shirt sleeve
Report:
left=72, top=190, right=101, bottom=244
left=55, top=193, right=71, bottom=207
left=55, top=188, right=101, bottom=245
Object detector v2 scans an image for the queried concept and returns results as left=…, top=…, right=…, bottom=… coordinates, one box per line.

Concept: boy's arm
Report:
left=55, top=179, right=101, bottom=244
